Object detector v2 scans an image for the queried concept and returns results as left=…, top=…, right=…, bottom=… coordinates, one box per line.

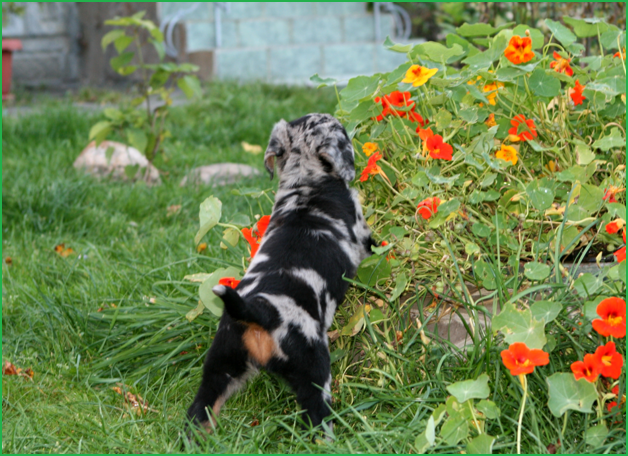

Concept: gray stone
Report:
left=180, top=164, right=261, bottom=186
left=228, top=3, right=263, bottom=20
left=186, top=22, right=216, bottom=52
left=264, top=2, right=315, bottom=18
left=73, top=140, right=161, bottom=185
left=316, top=2, right=366, bottom=16
left=215, top=48, right=268, bottom=80
left=323, top=43, right=375, bottom=77
left=342, top=16, right=376, bottom=43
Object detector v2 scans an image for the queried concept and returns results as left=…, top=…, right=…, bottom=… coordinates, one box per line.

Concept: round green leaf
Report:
left=198, top=266, right=242, bottom=317
left=530, top=300, right=562, bottom=323
left=526, top=180, right=555, bottom=212
left=524, top=261, right=551, bottom=281
left=446, top=373, right=490, bottom=403
left=528, top=69, right=561, bottom=98
left=492, top=303, right=547, bottom=349
left=466, top=434, right=496, bottom=454
left=194, top=196, right=222, bottom=245
left=547, top=373, right=598, bottom=417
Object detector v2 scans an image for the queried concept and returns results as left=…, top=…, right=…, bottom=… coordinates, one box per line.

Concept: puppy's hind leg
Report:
left=187, top=313, right=255, bottom=433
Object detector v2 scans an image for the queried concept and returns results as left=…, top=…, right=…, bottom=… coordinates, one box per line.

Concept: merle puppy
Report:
left=187, top=113, right=375, bottom=433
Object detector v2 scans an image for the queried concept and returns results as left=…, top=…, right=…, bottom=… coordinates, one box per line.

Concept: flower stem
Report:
left=517, top=374, right=528, bottom=455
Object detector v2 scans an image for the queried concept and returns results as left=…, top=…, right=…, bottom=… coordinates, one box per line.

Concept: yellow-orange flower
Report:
left=496, top=144, right=518, bottom=165
left=569, top=80, right=586, bottom=106
left=362, top=142, right=379, bottom=157
left=504, top=35, right=534, bottom=65
left=614, top=48, right=626, bottom=59
left=485, top=113, right=497, bottom=127
left=402, top=65, right=438, bottom=87
left=483, top=81, right=504, bottom=106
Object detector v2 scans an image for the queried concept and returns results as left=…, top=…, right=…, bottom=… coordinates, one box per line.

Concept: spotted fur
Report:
left=187, top=113, right=375, bottom=433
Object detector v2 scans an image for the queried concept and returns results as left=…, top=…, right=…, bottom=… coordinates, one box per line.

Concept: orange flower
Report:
left=614, top=48, right=626, bottom=59
left=594, top=341, right=624, bottom=379
left=495, top=144, right=518, bottom=165
left=426, top=134, right=453, bottom=161
left=218, top=277, right=241, bottom=289
left=416, top=197, right=441, bottom=220
left=380, top=240, right=396, bottom=260
left=571, top=354, right=602, bottom=383
left=359, top=151, right=385, bottom=182
left=500, top=342, right=550, bottom=376
left=508, top=114, right=537, bottom=141
left=569, top=80, right=586, bottom=106
left=241, top=215, right=271, bottom=259
left=402, top=65, right=438, bottom=87
left=615, top=246, right=626, bottom=263
left=485, top=113, right=497, bottom=128
left=504, top=35, right=535, bottom=64
left=362, top=142, right=379, bottom=157
left=592, top=297, right=626, bottom=338
left=550, top=52, right=574, bottom=76
left=417, top=126, right=434, bottom=141
left=606, top=219, right=625, bottom=235
left=54, top=243, right=75, bottom=258
left=603, top=186, right=625, bottom=204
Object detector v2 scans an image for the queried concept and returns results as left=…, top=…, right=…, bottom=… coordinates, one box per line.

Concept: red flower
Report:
left=508, top=114, right=537, bottom=141
left=426, top=134, right=453, bottom=161
left=218, top=277, right=241, bottom=289
left=571, top=354, right=602, bottom=383
left=241, top=215, right=271, bottom=259
left=550, top=52, right=574, bottom=76
left=614, top=48, right=626, bottom=59
left=416, top=197, right=441, bottom=220
left=603, top=186, right=624, bottom=203
left=380, top=240, right=395, bottom=260
left=375, top=91, right=427, bottom=126
left=606, top=219, right=624, bottom=235
left=615, top=246, right=626, bottom=263
left=594, top=342, right=624, bottom=379
left=504, top=36, right=535, bottom=64
left=592, top=297, right=626, bottom=338
left=359, top=151, right=385, bottom=182
left=607, top=400, right=619, bottom=412
left=501, top=342, right=550, bottom=376
left=569, top=80, right=586, bottom=106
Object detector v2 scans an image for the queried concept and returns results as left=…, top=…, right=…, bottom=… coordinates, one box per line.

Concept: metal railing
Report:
left=374, top=2, right=411, bottom=43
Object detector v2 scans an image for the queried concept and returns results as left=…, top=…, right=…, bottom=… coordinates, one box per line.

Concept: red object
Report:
left=592, top=297, right=626, bottom=338
left=3, top=39, right=22, bottom=101
left=500, top=342, right=549, bottom=376
left=571, top=354, right=602, bottom=383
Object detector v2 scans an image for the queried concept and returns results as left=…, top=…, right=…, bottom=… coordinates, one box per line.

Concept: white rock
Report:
left=73, top=140, right=161, bottom=185
left=180, top=163, right=261, bottom=186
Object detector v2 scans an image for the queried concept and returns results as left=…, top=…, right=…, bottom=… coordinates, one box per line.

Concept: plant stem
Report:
left=517, top=374, right=528, bottom=455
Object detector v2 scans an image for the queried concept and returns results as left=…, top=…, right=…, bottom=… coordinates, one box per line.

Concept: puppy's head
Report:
left=264, top=114, right=355, bottom=183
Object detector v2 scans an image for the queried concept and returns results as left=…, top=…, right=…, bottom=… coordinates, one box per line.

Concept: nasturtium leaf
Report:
left=127, top=128, right=148, bottom=154
left=437, top=199, right=460, bottom=217
left=425, top=416, right=435, bottom=446
left=227, top=213, right=251, bottom=228
left=220, top=227, right=239, bottom=250
left=492, top=303, right=547, bottom=349
left=185, top=300, right=205, bottom=322
left=390, top=272, right=408, bottom=302
left=466, top=434, right=496, bottom=455
left=473, top=259, right=497, bottom=290
left=357, top=254, right=391, bottom=286
left=563, top=16, right=612, bottom=38
left=456, top=23, right=499, bottom=37
left=546, top=373, right=598, bottom=417
left=577, top=184, right=604, bottom=213
left=585, top=423, right=609, bottom=448
left=341, top=304, right=368, bottom=336
left=446, top=373, right=490, bottom=403
left=440, top=415, right=469, bottom=446
left=198, top=266, right=243, bottom=317
left=412, top=42, right=464, bottom=63
left=194, top=196, right=222, bottom=245
left=383, top=36, right=412, bottom=53
left=528, top=69, right=561, bottom=98
left=476, top=400, right=500, bottom=419
left=480, top=173, right=497, bottom=188
left=434, top=108, right=452, bottom=130
left=576, top=144, right=595, bottom=165
left=465, top=242, right=480, bottom=256
left=526, top=180, right=555, bottom=212
left=414, top=432, right=431, bottom=454
left=592, top=127, right=625, bottom=151
left=573, top=273, right=604, bottom=297
left=459, top=107, right=479, bottom=124
left=530, top=301, right=562, bottom=324
left=471, top=222, right=491, bottom=238
left=524, top=261, right=551, bottom=281
left=340, top=75, right=380, bottom=102
left=183, top=273, right=213, bottom=283
left=310, top=73, right=337, bottom=88
left=545, top=19, right=577, bottom=46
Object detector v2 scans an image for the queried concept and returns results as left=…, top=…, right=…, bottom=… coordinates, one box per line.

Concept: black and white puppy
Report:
left=187, top=113, right=375, bottom=432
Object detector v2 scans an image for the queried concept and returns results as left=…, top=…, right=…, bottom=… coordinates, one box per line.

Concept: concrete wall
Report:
left=159, top=2, right=415, bottom=84
left=2, top=3, right=80, bottom=88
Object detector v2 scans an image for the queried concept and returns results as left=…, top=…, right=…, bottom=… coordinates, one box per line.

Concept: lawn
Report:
left=2, top=81, right=625, bottom=454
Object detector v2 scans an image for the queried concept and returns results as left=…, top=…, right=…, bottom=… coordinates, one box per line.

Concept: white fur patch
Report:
left=260, top=293, right=320, bottom=342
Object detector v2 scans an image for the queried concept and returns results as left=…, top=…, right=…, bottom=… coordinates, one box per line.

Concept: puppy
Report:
left=187, top=113, right=375, bottom=433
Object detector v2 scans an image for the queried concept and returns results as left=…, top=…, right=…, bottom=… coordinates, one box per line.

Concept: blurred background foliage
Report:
left=398, top=2, right=626, bottom=43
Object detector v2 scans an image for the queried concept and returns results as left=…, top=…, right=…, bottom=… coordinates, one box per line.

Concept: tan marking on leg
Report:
left=242, top=323, right=275, bottom=365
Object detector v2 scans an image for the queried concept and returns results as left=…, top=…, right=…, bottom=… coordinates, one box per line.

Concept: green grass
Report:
left=2, top=82, right=625, bottom=454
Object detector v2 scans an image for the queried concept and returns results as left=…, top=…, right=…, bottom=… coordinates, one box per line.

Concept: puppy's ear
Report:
left=264, top=120, right=290, bottom=180
left=318, top=126, right=355, bottom=182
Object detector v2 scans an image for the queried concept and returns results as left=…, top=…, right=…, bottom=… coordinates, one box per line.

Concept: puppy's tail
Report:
left=212, top=285, right=273, bottom=329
